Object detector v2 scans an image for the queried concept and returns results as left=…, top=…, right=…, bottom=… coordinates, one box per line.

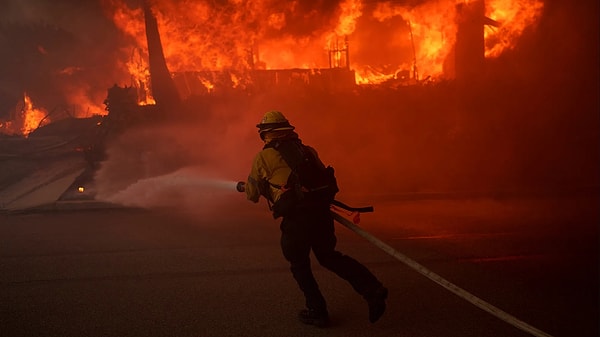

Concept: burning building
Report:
left=454, top=0, right=500, bottom=83
left=0, top=0, right=546, bottom=135
left=4, top=0, right=597, bottom=206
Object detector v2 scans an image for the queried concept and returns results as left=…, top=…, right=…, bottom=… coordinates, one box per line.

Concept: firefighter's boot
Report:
left=365, top=286, right=388, bottom=323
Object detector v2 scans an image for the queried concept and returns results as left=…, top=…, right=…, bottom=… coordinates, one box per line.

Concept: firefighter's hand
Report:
left=236, top=181, right=246, bottom=192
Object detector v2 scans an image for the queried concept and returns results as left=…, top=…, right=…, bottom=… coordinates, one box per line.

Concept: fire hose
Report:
left=236, top=181, right=554, bottom=337
left=331, top=211, right=554, bottom=337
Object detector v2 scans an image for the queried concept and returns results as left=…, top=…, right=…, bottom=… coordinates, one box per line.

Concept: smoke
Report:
left=93, top=53, right=599, bottom=216
left=91, top=99, right=262, bottom=214
left=0, top=0, right=131, bottom=119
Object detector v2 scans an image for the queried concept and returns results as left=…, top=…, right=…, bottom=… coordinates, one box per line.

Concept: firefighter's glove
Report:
left=236, top=181, right=246, bottom=193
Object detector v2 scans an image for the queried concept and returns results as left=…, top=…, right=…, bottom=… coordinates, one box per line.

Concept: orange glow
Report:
left=62, top=85, right=109, bottom=116
left=370, top=1, right=457, bottom=82
left=369, top=0, right=543, bottom=81
left=484, top=0, right=544, bottom=57
left=127, top=47, right=156, bottom=105
left=22, top=93, right=49, bottom=137
left=0, top=121, right=13, bottom=133
left=101, top=0, right=543, bottom=89
left=105, top=2, right=155, bottom=105
left=355, top=69, right=395, bottom=85
left=335, top=0, right=363, bottom=36
left=200, top=79, right=215, bottom=93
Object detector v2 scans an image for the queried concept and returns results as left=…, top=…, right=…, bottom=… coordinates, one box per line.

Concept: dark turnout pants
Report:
left=280, top=204, right=382, bottom=314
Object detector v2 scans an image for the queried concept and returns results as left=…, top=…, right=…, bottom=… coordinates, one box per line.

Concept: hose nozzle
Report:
left=236, top=181, right=246, bottom=192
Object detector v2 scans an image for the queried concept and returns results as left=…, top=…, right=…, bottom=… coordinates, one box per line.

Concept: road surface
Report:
left=1, top=195, right=598, bottom=337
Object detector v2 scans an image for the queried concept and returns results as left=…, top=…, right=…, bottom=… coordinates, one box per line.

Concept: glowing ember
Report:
left=78, top=187, right=85, bottom=193
left=200, top=79, right=215, bottom=93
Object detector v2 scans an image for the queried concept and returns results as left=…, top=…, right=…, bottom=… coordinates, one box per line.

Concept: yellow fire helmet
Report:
left=256, top=110, right=295, bottom=135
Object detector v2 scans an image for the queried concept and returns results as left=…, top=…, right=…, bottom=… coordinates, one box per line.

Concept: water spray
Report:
left=101, top=167, right=240, bottom=208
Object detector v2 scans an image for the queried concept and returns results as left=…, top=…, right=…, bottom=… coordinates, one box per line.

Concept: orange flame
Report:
left=103, top=0, right=543, bottom=89
left=1, top=90, right=104, bottom=136
left=485, top=0, right=544, bottom=57
left=369, top=1, right=458, bottom=83
left=335, top=0, right=363, bottom=36
left=22, top=93, right=49, bottom=137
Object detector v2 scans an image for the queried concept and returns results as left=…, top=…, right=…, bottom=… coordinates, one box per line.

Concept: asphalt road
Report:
left=1, top=195, right=598, bottom=337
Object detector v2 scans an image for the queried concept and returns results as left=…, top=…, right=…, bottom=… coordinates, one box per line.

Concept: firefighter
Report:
left=238, top=110, right=388, bottom=327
